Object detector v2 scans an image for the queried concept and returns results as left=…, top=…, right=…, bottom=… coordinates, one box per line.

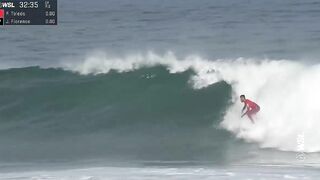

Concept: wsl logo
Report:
left=0, top=2, right=15, bottom=8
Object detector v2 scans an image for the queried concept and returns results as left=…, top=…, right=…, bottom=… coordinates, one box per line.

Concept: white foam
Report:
left=0, top=165, right=317, bottom=180
left=61, top=51, right=320, bottom=152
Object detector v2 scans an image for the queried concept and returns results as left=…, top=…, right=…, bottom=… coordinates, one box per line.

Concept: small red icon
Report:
left=0, top=9, right=4, bottom=18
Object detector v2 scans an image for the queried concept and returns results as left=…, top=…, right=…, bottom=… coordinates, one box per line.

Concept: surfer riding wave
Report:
left=240, top=95, right=260, bottom=124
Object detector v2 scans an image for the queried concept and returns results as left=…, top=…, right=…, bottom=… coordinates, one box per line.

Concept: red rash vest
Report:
left=245, top=99, right=259, bottom=109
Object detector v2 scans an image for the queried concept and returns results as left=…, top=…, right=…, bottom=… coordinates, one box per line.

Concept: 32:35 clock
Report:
left=19, top=1, right=39, bottom=9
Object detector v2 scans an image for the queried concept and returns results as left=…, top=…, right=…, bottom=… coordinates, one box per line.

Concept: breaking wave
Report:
left=61, top=51, right=320, bottom=152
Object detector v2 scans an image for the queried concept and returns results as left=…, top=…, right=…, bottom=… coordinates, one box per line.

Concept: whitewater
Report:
left=61, top=51, right=320, bottom=153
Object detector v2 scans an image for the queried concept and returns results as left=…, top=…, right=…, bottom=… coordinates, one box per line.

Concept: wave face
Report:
left=0, top=63, right=233, bottom=163
left=0, top=52, right=319, bottom=163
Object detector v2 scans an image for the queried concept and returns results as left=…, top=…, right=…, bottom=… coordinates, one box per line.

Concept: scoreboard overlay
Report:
left=0, top=0, right=57, bottom=25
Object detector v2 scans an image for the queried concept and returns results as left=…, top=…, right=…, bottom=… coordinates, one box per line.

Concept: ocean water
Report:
left=1, top=164, right=320, bottom=180
left=1, top=0, right=320, bottom=179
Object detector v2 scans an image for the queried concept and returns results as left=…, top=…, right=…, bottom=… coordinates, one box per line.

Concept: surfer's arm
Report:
left=241, top=104, right=249, bottom=118
left=242, top=104, right=247, bottom=113
left=241, top=111, right=247, bottom=118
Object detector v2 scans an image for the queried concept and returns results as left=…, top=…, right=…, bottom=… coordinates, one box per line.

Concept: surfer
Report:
left=240, top=95, right=260, bottom=124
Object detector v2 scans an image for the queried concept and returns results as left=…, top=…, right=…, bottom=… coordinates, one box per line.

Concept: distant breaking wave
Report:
left=61, top=51, right=320, bottom=152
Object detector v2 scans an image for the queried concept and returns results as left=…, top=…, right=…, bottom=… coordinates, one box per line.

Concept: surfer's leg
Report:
left=247, top=107, right=260, bottom=124
left=247, top=114, right=254, bottom=123
left=247, top=110, right=255, bottom=124
left=255, top=106, right=260, bottom=113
